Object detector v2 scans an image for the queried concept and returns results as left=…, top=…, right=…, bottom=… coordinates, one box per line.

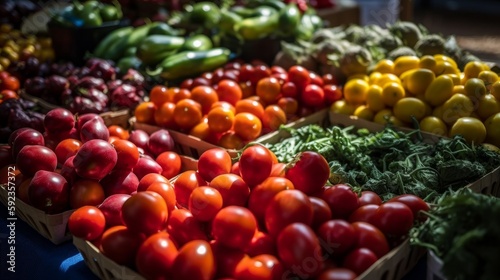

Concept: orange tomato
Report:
left=211, top=101, right=236, bottom=114
left=154, top=102, right=177, bottom=129
left=108, top=125, right=129, bottom=140
left=207, top=106, right=235, bottom=133
left=189, top=117, right=211, bottom=140
left=174, top=99, right=203, bottom=130
left=149, top=85, right=171, bottom=107
left=262, top=105, right=287, bottom=131
left=190, top=85, right=219, bottom=115
left=135, top=102, right=157, bottom=125
left=233, top=112, right=262, bottom=141
left=256, top=77, right=281, bottom=104
left=240, top=81, right=255, bottom=99
left=170, top=87, right=192, bottom=103
left=235, top=99, right=265, bottom=120
left=277, top=97, right=299, bottom=116
left=217, top=79, right=243, bottom=106
left=218, top=131, right=244, bottom=150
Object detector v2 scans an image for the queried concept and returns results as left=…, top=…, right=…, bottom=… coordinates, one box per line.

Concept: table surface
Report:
left=0, top=206, right=427, bottom=280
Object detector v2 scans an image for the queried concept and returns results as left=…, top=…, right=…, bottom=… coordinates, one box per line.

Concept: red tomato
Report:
left=302, top=84, right=325, bottom=107
left=69, top=179, right=105, bottom=208
left=285, top=151, right=330, bottom=195
left=235, top=254, right=284, bottom=280
left=317, top=268, right=357, bottom=280
left=137, top=173, right=169, bottom=192
left=322, top=74, right=339, bottom=85
left=372, top=202, right=414, bottom=237
left=0, top=89, right=18, bottom=103
left=146, top=181, right=176, bottom=216
left=270, top=163, right=286, bottom=177
left=277, top=223, right=323, bottom=278
left=322, top=184, right=360, bottom=219
left=309, top=197, right=332, bottom=230
left=358, top=191, right=383, bottom=206
left=247, top=176, right=294, bottom=224
left=212, top=241, right=249, bottom=278
left=281, top=81, right=298, bottom=98
left=217, top=79, right=243, bottom=106
left=250, top=65, right=272, bottom=85
left=1, top=75, right=20, bottom=91
left=136, top=231, right=178, bottom=279
left=309, top=72, right=324, bottom=87
left=239, top=145, right=273, bottom=187
left=68, top=206, right=106, bottom=241
left=388, top=194, right=429, bottom=221
left=156, top=151, right=182, bottom=179
left=351, top=222, right=389, bottom=258
left=172, top=240, right=216, bottom=280
left=121, top=191, right=168, bottom=236
left=212, top=206, right=257, bottom=250
left=239, top=64, right=254, bottom=83
left=271, top=66, right=287, bottom=75
left=317, top=220, right=356, bottom=257
left=323, top=84, right=343, bottom=105
left=173, top=170, right=206, bottom=207
left=245, top=230, right=276, bottom=257
left=54, top=138, right=82, bottom=166
left=342, top=248, right=378, bottom=276
left=287, top=66, right=311, bottom=89
left=210, top=173, right=250, bottom=207
left=112, top=139, right=140, bottom=171
left=167, top=209, right=208, bottom=246
left=198, top=148, right=232, bottom=182
left=348, top=204, right=379, bottom=224
left=100, top=226, right=145, bottom=266
left=265, top=189, right=313, bottom=238
left=188, top=186, right=223, bottom=222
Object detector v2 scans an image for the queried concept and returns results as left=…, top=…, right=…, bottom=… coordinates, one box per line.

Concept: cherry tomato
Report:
left=322, top=184, right=360, bottom=219
left=245, top=231, right=276, bottom=257
left=250, top=65, right=271, bottom=85
left=173, top=170, right=206, bottom=207
left=212, top=206, right=257, bottom=250
left=342, top=248, right=378, bottom=276
left=121, top=191, right=168, bottom=236
left=317, top=268, right=357, bottom=280
left=277, top=97, right=299, bottom=116
left=256, top=77, right=281, bottom=104
left=235, top=254, right=284, bottom=280
left=309, top=197, right=333, bottom=230
left=348, top=204, right=379, bottom=224
left=351, top=222, right=389, bottom=258
left=281, top=81, right=298, bottom=98
left=277, top=223, right=323, bottom=278
left=302, top=84, right=325, bottom=107
left=270, top=162, right=286, bottom=177
left=155, top=151, right=182, bottom=179
left=197, top=148, right=232, bottom=182
left=285, top=151, right=330, bottom=195
left=174, top=99, right=203, bottom=131
left=136, top=231, right=178, bottom=279
left=218, top=131, right=245, bottom=150
left=69, top=179, right=105, bottom=208
left=233, top=112, right=262, bottom=141
left=239, top=64, right=254, bottom=82
left=108, top=125, right=129, bottom=140
left=112, top=139, right=140, bottom=171
left=137, top=173, right=169, bottom=192
left=210, top=173, right=250, bottom=207
left=262, top=105, right=287, bottom=131
left=54, top=138, right=82, bottom=166
left=149, top=85, right=171, bottom=107
left=317, top=219, right=356, bottom=257
left=217, top=79, right=243, bottom=106
left=388, top=194, right=430, bottom=221
left=322, top=74, right=339, bottom=85
left=239, top=144, right=273, bottom=187
left=372, top=202, right=414, bottom=237
left=154, top=102, right=178, bottom=129
left=189, top=186, right=223, bottom=222
left=207, top=106, right=235, bottom=133
left=146, top=181, right=176, bottom=216
left=0, top=89, right=18, bottom=103
left=359, top=191, right=383, bottom=206
left=68, top=206, right=106, bottom=241
left=247, top=176, right=294, bottom=224
left=323, top=84, right=343, bottom=105
left=172, top=240, right=216, bottom=280
left=287, top=66, right=311, bottom=89
left=100, top=225, right=145, bottom=266
left=309, top=72, right=324, bottom=87
left=1, top=75, right=20, bottom=91
left=235, top=99, right=265, bottom=120
left=167, top=208, right=208, bottom=246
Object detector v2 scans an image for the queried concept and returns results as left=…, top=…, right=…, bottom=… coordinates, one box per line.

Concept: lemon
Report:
left=393, top=97, right=427, bottom=123
left=484, top=112, right=500, bottom=147
left=373, top=59, right=395, bottom=74
left=477, top=70, right=499, bottom=90
left=449, top=117, right=486, bottom=145
left=434, top=60, right=460, bottom=76
left=330, top=99, right=356, bottom=115
left=375, top=73, right=402, bottom=88
left=419, top=55, right=437, bottom=71
left=419, top=116, right=448, bottom=136
left=464, top=61, right=487, bottom=79
left=393, top=55, right=420, bottom=76
left=382, top=82, right=405, bottom=107
left=343, top=79, right=369, bottom=104
left=374, top=109, right=404, bottom=127
left=476, top=94, right=500, bottom=121
left=347, top=74, right=370, bottom=83
left=441, top=93, right=474, bottom=125
left=424, top=75, right=454, bottom=106
left=405, top=68, right=435, bottom=95
left=434, top=54, right=458, bottom=68
left=443, top=74, right=461, bottom=86
left=491, top=80, right=500, bottom=101
left=366, top=84, right=386, bottom=112
left=354, top=105, right=375, bottom=121
left=369, top=72, right=383, bottom=85
left=464, top=78, right=487, bottom=101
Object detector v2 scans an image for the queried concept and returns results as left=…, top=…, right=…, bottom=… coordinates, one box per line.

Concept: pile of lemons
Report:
left=331, top=55, right=500, bottom=148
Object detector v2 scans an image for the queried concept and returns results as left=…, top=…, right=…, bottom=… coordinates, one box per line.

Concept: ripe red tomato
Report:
left=137, top=173, right=169, bottom=192
left=285, top=151, right=330, bottom=195
left=211, top=241, right=249, bottom=278
left=247, top=176, right=294, bottom=224
left=287, top=66, right=311, bottom=89
left=277, top=223, right=323, bottom=278
left=309, top=197, right=332, bottom=230
left=372, top=202, right=414, bottom=237
left=167, top=208, right=208, bottom=246
left=136, top=231, right=179, bottom=279
left=323, top=84, right=343, bottom=105
left=322, top=184, right=360, bottom=219
left=173, top=170, right=207, bottom=207
left=68, top=206, right=106, bottom=241
left=69, top=179, right=105, bottom=209
left=358, top=191, right=383, bottom=206
left=245, top=230, right=276, bottom=257
left=348, top=204, right=379, bottom=224
left=317, top=268, right=357, bottom=280
left=188, top=186, right=223, bottom=222
left=198, top=148, right=232, bottom=182
left=238, top=145, right=274, bottom=187
left=212, top=206, right=257, bottom=250
left=250, top=65, right=271, bottom=85
left=351, top=222, right=389, bottom=258
left=1, top=75, right=20, bottom=91
left=281, top=81, right=298, bottom=98
left=265, top=189, right=313, bottom=237
left=309, top=72, right=324, bottom=87
left=146, top=181, right=176, bottom=216
left=121, top=191, right=168, bottom=236
left=172, top=240, right=216, bottom=280
left=342, top=248, right=378, bottom=276
left=54, top=138, right=82, bottom=165
left=302, top=84, right=325, bottom=107
left=209, top=173, right=250, bottom=207
left=317, top=219, right=356, bottom=256
left=388, top=194, right=429, bottom=222
left=112, top=139, right=140, bottom=171
left=100, top=225, right=145, bottom=266
left=234, top=254, right=284, bottom=280
left=156, top=151, right=182, bottom=179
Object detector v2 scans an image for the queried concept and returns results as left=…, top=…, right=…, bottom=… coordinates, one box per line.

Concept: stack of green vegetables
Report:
left=410, top=189, right=500, bottom=280
left=265, top=123, right=500, bottom=201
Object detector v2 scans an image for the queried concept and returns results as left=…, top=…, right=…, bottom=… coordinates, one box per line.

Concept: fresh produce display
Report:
left=22, top=58, right=146, bottom=115
left=49, top=0, right=123, bottom=28
left=411, top=189, right=500, bottom=280
left=264, top=124, right=500, bottom=201
left=0, top=98, right=45, bottom=143
left=134, top=62, right=342, bottom=149
left=68, top=145, right=429, bottom=279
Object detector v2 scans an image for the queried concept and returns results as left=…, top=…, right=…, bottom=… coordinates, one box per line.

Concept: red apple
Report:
left=80, top=117, right=110, bottom=142
left=28, top=170, right=70, bottom=214
left=98, top=194, right=131, bottom=228
left=100, top=170, right=139, bottom=196
left=12, top=129, right=45, bottom=159
left=76, top=113, right=101, bottom=131
left=44, top=108, right=75, bottom=134
left=16, top=145, right=57, bottom=177
left=128, top=130, right=149, bottom=152
left=148, top=129, right=175, bottom=157
left=73, top=139, right=117, bottom=180
left=60, top=155, right=79, bottom=185
left=133, top=156, right=163, bottom=180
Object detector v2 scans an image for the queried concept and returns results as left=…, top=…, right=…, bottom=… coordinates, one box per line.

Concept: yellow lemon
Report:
left=347, top=74, right=370, bottom=83
left=491, top=80, right=500, bottom=101
left=464, top=61, right=488, bottom=79
left=434, top=60, right=460, bottom=76
left=441, top=93, right=474, bottom=125
left=393, top=97, right=427, bottom=123
left=366, top=84, right=386, bottom=112
left=354, top=105, right=375, bottom=121
left=405, top=68, right=435, bottom=95
left=393, top=55, right=420, bottom=76
left=343, top=79, right=369, bottom=104
left=376, top=73, right=402, bottom=88
left=477, top=70, right=499, bottom=90
left=434, top=54, right=458, bottom=69
left=424, top=75, right=454, bottom=106
left=449, top=117, right=486, bottom=145
left=476, top=94, right=500, bottom=121
left=419, top=55, right=437, bottom=71
left=382, top=82, right=405, bottom=107
left=484, top=112, right=500, bottom=148
left=369, top=72, right=383, bottom=85
left=443, top=74, right=461, bottom=86
left=330, top=99, right=356, bottom=115
left=373, top=59, right=395, bottom=74
left=464, top=78, right=487, bottom=102
left=374, top=109, right=404, bottom=127
left=419, top=116, right=448, bottom=136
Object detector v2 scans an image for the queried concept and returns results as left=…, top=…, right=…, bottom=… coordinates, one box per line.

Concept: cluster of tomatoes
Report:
left=67, top=144, right=428, bottom=280
left=0, top=70, right=20, bottom=104
left=134, top=61, right=343, bottom=150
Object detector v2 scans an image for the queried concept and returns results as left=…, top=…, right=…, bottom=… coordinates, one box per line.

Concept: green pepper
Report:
left=179, top=34, right=213, bottom=52
left=153, top=48, right=231, bottom=80
left=188, top=1, right=221, bottom=28
left=234, top=13, right=279, bottom=41
left=219, top=9, right=242, bottom=35
left=277, top=3, right=301, bottom=37
left=137, top=35, right=186, bottom=66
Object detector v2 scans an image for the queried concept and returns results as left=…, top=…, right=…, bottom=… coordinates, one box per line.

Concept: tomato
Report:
left=256, top=77, right=281, bottom=104
left=137, top=173, right=169, bottom=192
left=233, top=112, right=262, bottom=141
left=172, top=240, right=216, bottom=280
left=250, top=65, right=272, bottom=85
left=100, top=226, right=145, bottom=266
left=189, top=186, right=223, bottom=222
left=265, top=189, right=313, bottom=237
left=317, top=219, right=356, bottom=257
left=348, top=204, right=379, bottom=224
left=288, top=66, right=311, bottom=89
left=173, top=170, right=207, bottom=207
left=302, top=84, right=325, bottom=107
left=449, top=117, right=487, bottom=145
left=281, top=81, right=298, bottom=98
left=1, top=75, right=20, bottom=91
left=212, top=206, right=257, bottom=250
left=196, top=148, right=231, bottom=182
left=262, top=105, right=287, bottom=131
left=277, top=97, right=299, bottom=116
left=235, top=99, right=265, bottom=120
left=358, top=191, right=382, bottom=206
left=69, top=179, right=105, bottom=208
left=218, top=131, right=245, bottom=150
left=323, top=84, right=343, bottom=105
left=309, top=197, right=333, bottom=230
left=248, top=176, right=294, bottom=224
left=284, top=151, right=329, bottom=195
left=174, top=99, right=203, bottom=131
left=322, top=184, right=360, bottom=219
left=112, top=139, right=140, bottom=171
left=149, top=85, right=171, bottom=107
left=388, top=194, right=430, bottom=222
left=235, top=254, right=284, bottom=280
left=68, top=206, right=106, bottom=241
left=317, top=268, right=357, bottom=280
left=239, top=64, right=254, bottom=83
left=342, top=248, right=378, bottom=276
left=121, top=191, right=168, bottom=236
left=136, top=231, right=178, bottom=279
left=212, top=241, right=249, bottom=278
left=108, top=125, right=129, bottom=140
left=209, top=173, right=250, bottom=207
left=207, top=106, right=235, bottom=133
left=351, top=222, right=389, bottom=258
left=54, top=138, right=82, bottom=166
left=189, top=85, right=218, bottom=114
left=277, top=223, right=323, bottom=278
left=270, top=163, right=286, bottom=177
left=146, top=181, right=176, bottom=216
left=154, top=102, right=178, bottom=129
left=0, top=89, right=18, bottom=103
left=171, top=87, right=192, bottom=103
left=238, top=144, right=273, bottom=187
left=322, top=74, right=338, bottom=85
left=135, top=101, right=157, bottom=125
left=245, top=230, right=276, bottom=257
left=167, top=209, right=208, bottom=246
left=372, top=201, right=414, bottom=237
left=154, top=151, right=181, bottom=179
